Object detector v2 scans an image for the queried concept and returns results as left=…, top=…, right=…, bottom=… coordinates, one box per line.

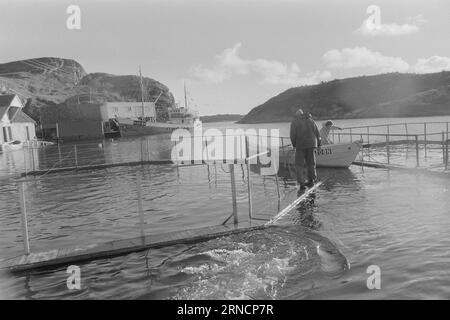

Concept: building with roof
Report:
left=0, top=94, right=36, bottom=145
left=40, top=101, right=156, bottom=140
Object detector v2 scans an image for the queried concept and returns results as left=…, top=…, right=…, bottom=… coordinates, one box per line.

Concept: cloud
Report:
left=189, top=43, right=331, bottom=86
left=355, top=6, right=425, bottom=36
left=323, top=46, right=450, bottom=75
left=323, top=47, right=410, bottom=73
left=412, top=56, right=450, bottom=73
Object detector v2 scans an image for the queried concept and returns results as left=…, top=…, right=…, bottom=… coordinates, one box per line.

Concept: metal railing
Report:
left=12, top=135, right=288, bottom=256
left=330, top=130, right=449, bottom=169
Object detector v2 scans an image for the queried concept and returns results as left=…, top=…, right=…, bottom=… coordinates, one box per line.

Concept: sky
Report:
left=1, top=0, right=449, bottom=115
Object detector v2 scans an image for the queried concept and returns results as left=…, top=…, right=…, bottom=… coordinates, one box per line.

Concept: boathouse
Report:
left=40, top=101, right=156, bottom=141
left=0, top=94, right=36, bottom=144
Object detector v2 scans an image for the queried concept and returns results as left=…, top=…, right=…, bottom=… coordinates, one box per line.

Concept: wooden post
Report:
left=23, top=148, right=27, bottom=176
left=405, top=123, right=409, bottom=160
left=367, top=127, right=370, bottom=145
left=74, top=144, right=78, bottom=168
left=360, top=134, right=364, bottom=163
left=415, top=135, right=420, bottom=167
left=56, top=122, right=60, bottom=142
left=275, top=174, right=281, bottom=201
left=57, top=143, right=62, bottom=165
left=229, top=164, right=238, bottom=225
left=386, top=135, right=390, bottom=164
left=18, top=182, right=30, bottom=255
left=350, top=128, right=353, bottom=143
left=205, top=138, right=210, bottom=178
left=140, top=139, right=144, bottom=166
left=424, top=123, right=427, bottom=158
left=442, top=132, right=446, bottom=164
left=136, top=174, right=145, bottom=239
left=446, top=131, right=449, bottom=171
left=405, top=123, right=408, bottom=142
left=173, top=140, right=180, bottom=181
left=30, top=147, right=35, bottom=172
left=245, top=136, right=252, bottom=220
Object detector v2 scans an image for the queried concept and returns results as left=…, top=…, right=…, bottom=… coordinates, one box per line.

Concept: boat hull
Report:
left=118, top=119, right=202, bottom=137
left=279, top=142, right=361, bottom=168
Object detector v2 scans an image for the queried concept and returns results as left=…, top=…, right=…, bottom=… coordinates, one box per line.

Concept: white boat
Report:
left=279, top=141, right=361, bottom=168
left=0, top=140, right=23, bottom=152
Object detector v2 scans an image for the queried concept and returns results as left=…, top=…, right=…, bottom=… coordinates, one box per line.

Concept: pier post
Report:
left=405, top=123, right=409, bottom=160
left=415, top=135, right=420, bottom=167
left=229, top=164, right=238, bottom=225
left=405, top=123, right=408, bottom=142
left=350, top=128, right=353, bottom=143
left=446, top=131, right=449, bottom=171
left=205, top=138, right=210, bottom=179
left=386, top=135, right=390, bottom=164
left=31, top=147, right=35, bottom=172
left=136, top=174, right=145, bottom=239
left=57, top=143, right=62, bottom=166
left=367, top=127, right=370, bottom=145
left=18, top=181, right=30, bottom=255
left=442, top=132, right=446, bottom=164
left=424, top=123, right=427, bottom=158
left=23, top=148, right=27, bottom=176
left=74, top=145, right=78, bottom=168
left=245, top=136, right=253, bottom=220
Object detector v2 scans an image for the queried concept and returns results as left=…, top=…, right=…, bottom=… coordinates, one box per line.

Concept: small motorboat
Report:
left=279, top=141, right=362, bottom=168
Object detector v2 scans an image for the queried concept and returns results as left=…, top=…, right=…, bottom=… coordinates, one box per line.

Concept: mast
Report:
left=139, top=66, right=145, bottom=119
left=184, top=81, right=188, bottom=109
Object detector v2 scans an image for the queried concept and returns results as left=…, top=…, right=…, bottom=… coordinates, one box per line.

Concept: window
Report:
left=26, top=126, right=30, bottom=141
left=7, top=127, right=12, bottom=141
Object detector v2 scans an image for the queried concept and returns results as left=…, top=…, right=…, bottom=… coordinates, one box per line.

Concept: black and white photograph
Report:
left=0, top=0, right=449, bottom=304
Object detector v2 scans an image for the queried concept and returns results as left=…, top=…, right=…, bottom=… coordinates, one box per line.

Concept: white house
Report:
left=0, top=94, right=36, bottom=145
left=101, top=101, right=156, bottom=122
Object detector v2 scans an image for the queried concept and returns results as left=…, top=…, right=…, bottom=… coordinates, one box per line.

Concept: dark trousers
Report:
left=295, top=147, right=317, bottom=184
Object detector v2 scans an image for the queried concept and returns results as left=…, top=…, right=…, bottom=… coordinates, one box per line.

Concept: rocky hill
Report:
left=239, top=71, right=450, bottom=123
left=0, top=57, right=175, bottom=122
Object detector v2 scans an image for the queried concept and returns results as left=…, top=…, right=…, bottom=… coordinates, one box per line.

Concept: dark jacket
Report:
left=290, top=114, right=321, bottom=149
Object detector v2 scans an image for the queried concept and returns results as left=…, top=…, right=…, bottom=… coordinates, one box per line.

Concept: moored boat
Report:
left=279, top=141, right=362, bottom=168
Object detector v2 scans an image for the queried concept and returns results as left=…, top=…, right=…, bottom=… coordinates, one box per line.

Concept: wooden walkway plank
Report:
left=3, top=223, right=268, bottom=272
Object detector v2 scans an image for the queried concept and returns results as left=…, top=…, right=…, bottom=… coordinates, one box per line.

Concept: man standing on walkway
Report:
left=290, top=108, right=321, bottom=190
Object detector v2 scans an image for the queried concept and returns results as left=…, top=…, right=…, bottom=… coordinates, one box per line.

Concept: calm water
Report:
left=0, top=116, right=449, bottom=299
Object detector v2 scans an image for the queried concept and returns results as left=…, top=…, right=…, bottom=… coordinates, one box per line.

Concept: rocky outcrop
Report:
left=0, top=57, right=175, bottom=123
left=239, top=71, right=450, bottom=123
